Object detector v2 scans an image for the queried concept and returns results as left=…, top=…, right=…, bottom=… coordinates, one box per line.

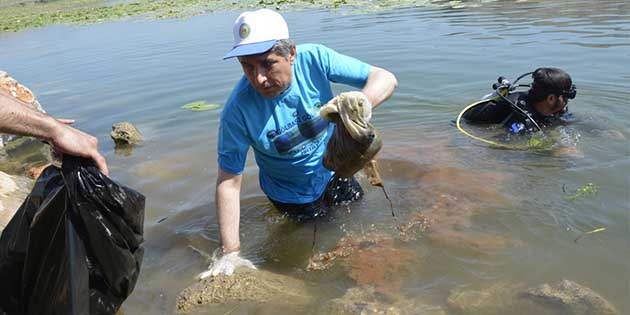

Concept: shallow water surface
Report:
left=1, top=0, right=628, bottom=314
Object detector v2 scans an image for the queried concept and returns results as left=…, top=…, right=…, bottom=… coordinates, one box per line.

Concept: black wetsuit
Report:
left=463, top=91, right=568, bottom=134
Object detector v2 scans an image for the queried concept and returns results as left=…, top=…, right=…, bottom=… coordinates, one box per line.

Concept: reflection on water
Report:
left=1, top=0, right=629, bottom=314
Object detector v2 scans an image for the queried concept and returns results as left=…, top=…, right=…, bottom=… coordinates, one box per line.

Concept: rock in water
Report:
left=0, top=71, right=45, bottom=147
left=0, top=71, right=42, bottom=108
left=175, top=269, right=312, bottom=313
left=0, top=137, right=54, bottom=176
left=446, top=282, right=529, bottom=315
left=322, top=286, right=447, bottom=315
left=111, top=122, right=143, bottom=145
left=323, top=287, right=401, bottom=315
left=522, top=279, right=619, bottom=315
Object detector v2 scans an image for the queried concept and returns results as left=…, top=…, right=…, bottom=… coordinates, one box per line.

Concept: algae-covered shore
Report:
left=0, top=0, right=382, bottom=33
left=0, top=0, right=251, bottom=33
left=0, top=0, right=482, bottom=34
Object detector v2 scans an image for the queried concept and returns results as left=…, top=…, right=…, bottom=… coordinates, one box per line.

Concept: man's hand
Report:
left=197, top=251, right=257, bottom=279
left=50, top=122, right=109, bottom=176
left=343, top=91, right=372, bottom=122
left=0, top=92, right=109, bottom=176
left=325, top=91, right=373, bottom=122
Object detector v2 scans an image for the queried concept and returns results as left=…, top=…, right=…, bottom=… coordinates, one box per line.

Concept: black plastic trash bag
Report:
left=0, top=156, right=145, bottom=315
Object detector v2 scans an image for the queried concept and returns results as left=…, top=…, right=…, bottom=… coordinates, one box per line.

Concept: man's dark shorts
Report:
left=269, top=175, right=363, bottom=222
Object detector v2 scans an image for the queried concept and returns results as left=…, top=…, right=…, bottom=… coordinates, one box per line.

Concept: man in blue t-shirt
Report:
left=198, top=8, right=397, bottom=278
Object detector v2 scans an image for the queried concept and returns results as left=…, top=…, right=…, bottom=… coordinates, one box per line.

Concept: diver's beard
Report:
left=551, top=98, right=566, bottom=115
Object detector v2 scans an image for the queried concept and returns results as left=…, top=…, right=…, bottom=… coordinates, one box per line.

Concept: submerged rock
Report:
left=175, top=269, right=312, bottom=313
left=399, top=193, right=517, bottom=252
left=599, top=129, right=625, bottom=140
left=307, top=232, right=393, bottom=271
left=322, top=286, right=401, bottom=315
left=322, top=286, right=446, bottom=315
left=446, top=282, right=530, bottom=315
left=522, top=279, right=619, bottom=315
left=307, top=231, right=416, bottom=298
left=0, top=136, right=54, bottom=176
left=111, top=122, right=142, bottom=145
left=446, top=280, right=619, bottom=315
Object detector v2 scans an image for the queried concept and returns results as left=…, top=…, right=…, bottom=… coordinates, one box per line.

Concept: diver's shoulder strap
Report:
left=505, top=91, right=526, bottom=107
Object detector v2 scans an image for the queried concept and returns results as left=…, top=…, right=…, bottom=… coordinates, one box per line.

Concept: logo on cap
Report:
left=239, top=23, right=250, bottom=39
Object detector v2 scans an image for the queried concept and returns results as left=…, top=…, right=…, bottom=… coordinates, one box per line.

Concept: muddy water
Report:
left=0, top=0, right=628, bottom=314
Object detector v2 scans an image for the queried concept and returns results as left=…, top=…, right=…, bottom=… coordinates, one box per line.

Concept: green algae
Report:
left=525, top=133, right=555, bottom=150
left=574, top=227, right=605, bottom=243
left=0, top=0, right=499, bottom=34
left=0, top=0, right=224, bottom=33
left=565, top=182, right=598, bottom=201
left=182, top=100, right=221, bottom=111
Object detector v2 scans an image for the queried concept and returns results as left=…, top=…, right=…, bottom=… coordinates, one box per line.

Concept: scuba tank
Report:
left=481, top=76, right=511, bottom=100
left=454, top=72, right=545, bottom=149
left=485, top=73, right=544, bottom=133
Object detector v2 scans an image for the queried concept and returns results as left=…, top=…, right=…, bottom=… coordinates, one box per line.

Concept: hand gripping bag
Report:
left=0, top=156, right=145, bottom=315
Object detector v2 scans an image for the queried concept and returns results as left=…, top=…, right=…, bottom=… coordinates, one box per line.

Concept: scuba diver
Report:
left=461, top=67, right=576, bottom=135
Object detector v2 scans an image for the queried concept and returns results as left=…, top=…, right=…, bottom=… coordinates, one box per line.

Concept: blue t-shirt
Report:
left=218, top=44, right=371, bottom=204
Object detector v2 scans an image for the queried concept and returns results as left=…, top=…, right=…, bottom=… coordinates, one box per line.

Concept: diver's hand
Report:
left=331, top=91, right=372, bottom=122
left=197, top=251, right=256, bottom=279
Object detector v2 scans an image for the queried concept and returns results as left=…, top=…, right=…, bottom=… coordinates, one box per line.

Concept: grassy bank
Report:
left=0, top=0, right=232, bottom=33
left=0, top=0, right=365, bottom=33
left=0, top=0, right=469, bottom=34
left=1, top=0, right=505, bottom=34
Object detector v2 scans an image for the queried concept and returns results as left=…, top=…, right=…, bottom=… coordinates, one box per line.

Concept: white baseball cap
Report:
left=223, top=9, right=290, bottom=59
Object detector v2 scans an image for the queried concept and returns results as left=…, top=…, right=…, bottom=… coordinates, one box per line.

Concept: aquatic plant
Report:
left=525, top=132, right=555, bottom=150
left=574, top=227, right=606, bottom=243
left=182, top=100, right=221, bottom=111
left=565, top=182, right=598, bottom=200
